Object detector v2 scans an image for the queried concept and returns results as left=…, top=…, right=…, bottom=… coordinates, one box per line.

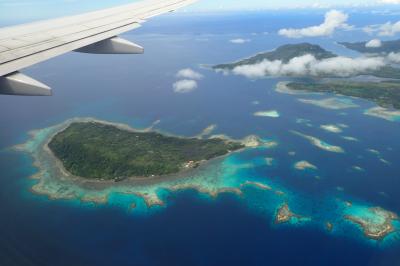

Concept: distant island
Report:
left=340, top=39, right=400, bottom=54
left=285, top=81, right=400, bottom=110
left=213, top=43, right=336, bottom=70
left=48, top=122, right=244, bottom=180
left=213, top=43, right=400, bottom=79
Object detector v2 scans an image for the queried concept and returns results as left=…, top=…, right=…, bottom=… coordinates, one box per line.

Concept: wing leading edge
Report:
left=0, top=0, right=198, bottom=96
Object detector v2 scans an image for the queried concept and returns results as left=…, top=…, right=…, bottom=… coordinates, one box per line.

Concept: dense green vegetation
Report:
left=365, top=66, right=400, bottom=79
left=287, top=81, right=400, bottom=109
left=48, top=122, right=244, bottom=180
left=340, top=39, right=400, bottom=54
left=213, top=43, right=336, bottom=70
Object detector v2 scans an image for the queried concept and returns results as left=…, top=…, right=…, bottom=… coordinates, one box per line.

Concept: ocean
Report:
left=0, top=10, right=400, bottom=266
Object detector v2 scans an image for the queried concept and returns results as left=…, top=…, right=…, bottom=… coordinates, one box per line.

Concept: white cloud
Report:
left=366, top=39, right=382, bottom=48
left=230, top=38, right=251, bottom=44
left=363, top=25, right=376, bottom=35
left=278, top=10, right=350, bottom=38
left=176, top=68, right=203, bottom=80
left=387, top=52, right=400, bottom=63
left=378, top=21, right=400, bottom=36
left=173, top=80, right=198, bottom=93
left=231, top=54, right=386, bottom=79
left=364, top=21, right=400, bottom=36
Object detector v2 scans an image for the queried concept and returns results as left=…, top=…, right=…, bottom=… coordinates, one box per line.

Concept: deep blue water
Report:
left=1, top=11, right=400, bottom=266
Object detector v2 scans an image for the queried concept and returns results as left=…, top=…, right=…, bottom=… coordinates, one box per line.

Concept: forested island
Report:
left=213, top=43, right=400, bottom=79
left=48, top=122, right=244, bottom=180
left=285, top=81, right=400, bottom=109
left=213, top=43, right=336, bottom=70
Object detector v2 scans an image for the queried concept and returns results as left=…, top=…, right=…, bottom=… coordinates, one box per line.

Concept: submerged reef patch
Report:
left=298, top=98, right=359, bottom=110
left=320, top=124, right=343, bottom=133
left=364, top=107, right=400, bottom=122
left=253, top=110, right=280, bottom=118
left=291, top=130, right=345, bottom=153
left=342, top=136, right=359, bottom=142
left=344, top=206, right=399, bottom=241
left=294, top=161, right=318, bottom=171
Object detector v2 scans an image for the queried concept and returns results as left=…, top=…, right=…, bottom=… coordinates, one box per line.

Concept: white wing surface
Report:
left=0, top=0, right=198, bottom=96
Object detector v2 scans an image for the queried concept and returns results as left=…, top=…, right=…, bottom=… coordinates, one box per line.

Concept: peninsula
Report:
left=340, top=39, right=400, bottom=54
left=48, top=122, right=244, bottom=180
left=285, top=81, right=400, bottom=110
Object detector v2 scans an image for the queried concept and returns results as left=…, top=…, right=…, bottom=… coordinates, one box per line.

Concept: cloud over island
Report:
left=231, top=54, right=385, bottom=79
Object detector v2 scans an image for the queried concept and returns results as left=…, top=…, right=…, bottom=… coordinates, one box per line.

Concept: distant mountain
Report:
left=340, top=39, right=400, bottom=54
left=213, top=43, right=336, bottom=70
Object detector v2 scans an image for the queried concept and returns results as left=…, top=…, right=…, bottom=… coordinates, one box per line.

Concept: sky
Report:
left=0, top=0, right=400, bottom=23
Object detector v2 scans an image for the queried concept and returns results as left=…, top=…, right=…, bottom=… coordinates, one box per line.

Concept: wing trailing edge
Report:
left=0, top=0, right=198, bottom=96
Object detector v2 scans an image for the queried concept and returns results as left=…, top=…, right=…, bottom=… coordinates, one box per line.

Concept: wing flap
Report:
left=0, top=0, right=197, bottom=77
left=0, top=23, right=142, bottom=78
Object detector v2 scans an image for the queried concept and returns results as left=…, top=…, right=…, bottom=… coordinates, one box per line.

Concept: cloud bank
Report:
left=364, top=21, right=400, bottom=36
left=173, top=79, right=198, bottom=93
left=231, top=54, right=386, bottom=79
left=278, top=10, right=350, bottom=38
left=387, top=52, right=400, bottom=63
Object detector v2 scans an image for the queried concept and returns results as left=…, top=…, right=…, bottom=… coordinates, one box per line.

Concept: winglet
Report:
left=0, top=72, right=52, bottom=96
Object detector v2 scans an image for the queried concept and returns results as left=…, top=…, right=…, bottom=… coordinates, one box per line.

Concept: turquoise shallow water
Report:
left=1, top=11, right=400, bottom=266
left=15, top=117, right=400, bottom=250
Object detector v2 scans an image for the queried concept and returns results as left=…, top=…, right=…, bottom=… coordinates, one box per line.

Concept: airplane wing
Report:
left=0, top=0, right=198, bottom=96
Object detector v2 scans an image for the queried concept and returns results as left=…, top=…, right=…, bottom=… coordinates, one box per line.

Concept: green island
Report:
left=13, top=118, right=400, bottom=245
left=213, top=43, right=400, bottom=79
left=340, top=39, right=400, bottom=54
left=285, top=81, right=400, bottom=110
left=213, top=43, right=335, bottom=70
left=48, top=122, right=244, bottom=180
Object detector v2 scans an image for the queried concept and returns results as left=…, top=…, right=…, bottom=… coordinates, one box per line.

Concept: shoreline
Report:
left=42, top=118, right=261, bottom=185
left=11, top=117, right=400, bottom=245
left=14, top=117, right=271, bottom=205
